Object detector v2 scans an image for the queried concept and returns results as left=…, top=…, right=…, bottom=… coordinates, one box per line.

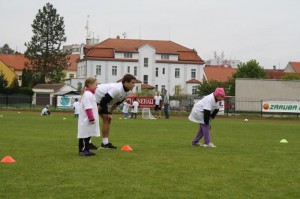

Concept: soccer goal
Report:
left=142, top=108, right=156, bottom=119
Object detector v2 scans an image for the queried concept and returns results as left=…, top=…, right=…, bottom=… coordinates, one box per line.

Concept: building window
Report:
left=161, top=54, right=169, bottom=60
left=96, top=65, right=101, bottom=75
left=127, top=66, right=130, bottom=73
left=175, top=85, right=180, bottom=95
left=134, top=66, right=137, bottom=76
left=192, top=86, right=198, bottom=95
left=162, top=68, right=165, bottom=75
left=144, top=58, right=148, bottom=67
left=156, top=68, right=158, bottom=77
left=69, top=74, right=74, bottom=78
left=161, top=85, right=165, bottom=93
left=124, top=52, right=132, bottom=58
left=175, top=68, right=180, bottom=78
left=143, top=75, right=148, bottom=84
left=191, top=69, right=196, bottom=79
left=112, top=66, right=117, bottom=76
left=155, top=85, right=158, bottom=91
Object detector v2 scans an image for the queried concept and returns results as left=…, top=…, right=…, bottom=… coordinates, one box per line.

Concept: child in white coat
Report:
left=77, top=77, right=100, bottom=156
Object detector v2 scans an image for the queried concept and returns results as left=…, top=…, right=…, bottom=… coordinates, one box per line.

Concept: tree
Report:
left=21, top=68, right=34, bottom=87
left=197, top=80, right=225, bottom=96
left=282, top=73, right=300, bottom=80
left=0, top=70, right=8, bottom=94
left=0, top=44, right=15, bottom=54
left=24, top=3, right=70, bottom=84
left=226, top=59, right=267, bottom=96
left=8, top=77, right=20, bottom=94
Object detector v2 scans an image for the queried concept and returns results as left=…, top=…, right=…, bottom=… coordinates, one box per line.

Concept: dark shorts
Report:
left=155, top=105, right=161, bottom=111
left=97, top=103, right=108, bottom=114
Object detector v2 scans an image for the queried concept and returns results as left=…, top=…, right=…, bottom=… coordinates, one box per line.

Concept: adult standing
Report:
left=154, top=92, right=162, bottom=118
left=94, top=74, right=136, bottom=149
left=163, top=89, right=170, bottom=119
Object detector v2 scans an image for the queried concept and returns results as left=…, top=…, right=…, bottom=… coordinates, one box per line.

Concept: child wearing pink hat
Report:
left=188, top=87, right=225, bottom=147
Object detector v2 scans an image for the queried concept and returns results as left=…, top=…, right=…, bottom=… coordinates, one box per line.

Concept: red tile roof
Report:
left=84, top=38, right=204, bottom=64
left=67, top=54, right=80, bottom=71
left=141, top=84, right=155, bottom=89
left=0, top=54, right=28, bottom=70
left=266, top=69, right=286, bottom=79
left=33, top=83, right=65, bottom=92
left=289, top=62, right=300, bottom=73
left=203, top=67, right=237, bottom=82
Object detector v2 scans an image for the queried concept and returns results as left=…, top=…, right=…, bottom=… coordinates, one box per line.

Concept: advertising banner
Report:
left=126, top=97, right=155, bottom=108
left=262, top=101, right=300, bottom=113
left=57, top=96, right=81, bottom=108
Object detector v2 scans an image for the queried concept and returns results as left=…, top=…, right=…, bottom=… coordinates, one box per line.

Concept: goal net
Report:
left=142, top=108, right=156, bottom=119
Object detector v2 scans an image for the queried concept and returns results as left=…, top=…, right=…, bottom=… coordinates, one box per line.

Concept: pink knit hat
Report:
left=213, top=87, right=225, bottom=98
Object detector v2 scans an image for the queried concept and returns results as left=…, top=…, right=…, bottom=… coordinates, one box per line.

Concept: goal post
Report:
left=142, top=108, right=156, bottom=119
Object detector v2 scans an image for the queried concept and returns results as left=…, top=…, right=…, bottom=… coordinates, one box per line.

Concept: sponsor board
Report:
left=262, top=101, right=300, bottom=113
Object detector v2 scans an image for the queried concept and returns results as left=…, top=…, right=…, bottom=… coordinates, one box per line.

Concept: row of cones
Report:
left=0, top=145, right=133, bottom=163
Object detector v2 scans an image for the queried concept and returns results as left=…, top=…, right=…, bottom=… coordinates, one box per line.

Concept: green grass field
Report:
left=0, top=111, right=299, bottom=199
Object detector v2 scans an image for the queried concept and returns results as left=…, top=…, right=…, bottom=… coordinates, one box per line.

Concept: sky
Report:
left=1, top=0, right=300, bottom=69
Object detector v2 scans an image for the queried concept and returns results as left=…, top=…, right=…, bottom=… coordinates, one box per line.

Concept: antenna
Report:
left=109, top=22, right=111, bottom=38
left=85, top=15, right=91, bottom=38
left=168, top=25, right=171, bottom=40
left=139, top=26, right=142, bottom=39
left=122, top=32, right=127, bottom=39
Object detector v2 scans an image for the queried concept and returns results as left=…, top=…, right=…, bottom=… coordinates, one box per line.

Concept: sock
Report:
left=102, top=138, right=109, bottom=145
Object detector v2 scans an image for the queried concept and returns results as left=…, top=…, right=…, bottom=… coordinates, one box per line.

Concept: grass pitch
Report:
left=0, top=111, right=299, bottom=199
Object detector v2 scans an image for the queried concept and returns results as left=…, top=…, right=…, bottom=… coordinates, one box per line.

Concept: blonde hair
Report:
left=81, top=77, right=97, bottom=96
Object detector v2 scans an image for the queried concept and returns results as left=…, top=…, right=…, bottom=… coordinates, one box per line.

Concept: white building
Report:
left=205, top=51, right=240, bottom=68
left=77, top=38, right=205, bottom=95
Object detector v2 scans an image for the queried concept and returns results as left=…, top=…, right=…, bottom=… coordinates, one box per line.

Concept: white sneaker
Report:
left=192, top=143, right=203, bottom=147
left=203, top=143, right=216, bottom=148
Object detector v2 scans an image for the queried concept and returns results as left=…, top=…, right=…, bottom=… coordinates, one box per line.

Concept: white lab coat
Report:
left=188, top=93, right=219, bottom=124
left=77, top=91, right=100, bottom=138
left=131, top=101, right=139, bottom=113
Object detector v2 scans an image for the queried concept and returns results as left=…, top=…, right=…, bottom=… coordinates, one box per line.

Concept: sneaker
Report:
left=79, top=150, right=95, bottom=156
left=88, top=143, right=98, bottom=150
left=203, top=143, right=216, bottom=148
left=99, top=143, right=118, bottom=149
left=192, top=143, right=203, bottom=147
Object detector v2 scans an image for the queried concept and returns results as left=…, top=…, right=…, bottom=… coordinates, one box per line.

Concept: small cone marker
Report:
left=280, top=139, right=288, bottom=143
left=121, top=145, right=133, bottom=151
left=1, top=156, right=16, bottom=163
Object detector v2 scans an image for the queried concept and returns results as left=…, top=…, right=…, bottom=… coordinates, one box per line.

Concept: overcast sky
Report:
left=1, top=0, right=299, bottom=69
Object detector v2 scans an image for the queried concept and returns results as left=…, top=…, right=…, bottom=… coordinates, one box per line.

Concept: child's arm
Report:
left=85, top=109, right=95, bottom=124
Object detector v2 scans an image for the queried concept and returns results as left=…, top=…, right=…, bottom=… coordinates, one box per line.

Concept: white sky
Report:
left=1, top=0, right=299, bottom=69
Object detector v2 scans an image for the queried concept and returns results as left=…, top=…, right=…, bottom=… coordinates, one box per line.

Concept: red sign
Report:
left=126, top=96, right=155, bottom=108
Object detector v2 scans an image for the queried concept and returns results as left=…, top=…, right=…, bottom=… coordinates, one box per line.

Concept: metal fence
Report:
left=0, top=94, right=299, bottom=118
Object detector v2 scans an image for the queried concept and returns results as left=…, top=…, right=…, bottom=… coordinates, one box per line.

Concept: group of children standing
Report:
left=122, top=98, right=139, bottom=119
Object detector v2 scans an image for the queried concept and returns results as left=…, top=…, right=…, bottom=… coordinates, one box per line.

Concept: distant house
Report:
left=0, top=54, right=28, bottom=85
left=77, top=38, right=205, bottom=95
left=32, top=84, right=77, bottom=106
left=265, top=69, right=286, bottom=79
left=284, top=62, right=300, bottom=74
left=0, top=54, right=79, bottom=86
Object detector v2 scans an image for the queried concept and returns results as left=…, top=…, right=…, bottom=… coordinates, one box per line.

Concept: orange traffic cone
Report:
left=1, top=155, right=16, bottom=163
left=121, top=145, right=133, bottom=151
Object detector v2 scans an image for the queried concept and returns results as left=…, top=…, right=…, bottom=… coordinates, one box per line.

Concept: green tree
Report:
left=281, top=73, right=300, bottom=80
left=226, top=59, right=267, bottom=96
left=0, top=44, right=15, bottom=54
left=0, top=70, right=8, bottom=93
left=197, top=80, right=225, bottom=96
left=24, top=3, right=70, bottom=84
left=8, top=77, right=20, bottom=94
left=21, top=68, right=34, bottom=87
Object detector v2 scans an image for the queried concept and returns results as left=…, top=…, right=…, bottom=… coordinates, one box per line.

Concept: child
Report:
left=41, top=105, right=51, bottom=116
left=122, top=99, right=130, bottom=119
left=189, top=87, right=225, bottom=148
left=77, top=77, right=100, bottom=156
left=131, top=98, right=139, bottom=119
left=73, top=98, right=80, bottom=118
